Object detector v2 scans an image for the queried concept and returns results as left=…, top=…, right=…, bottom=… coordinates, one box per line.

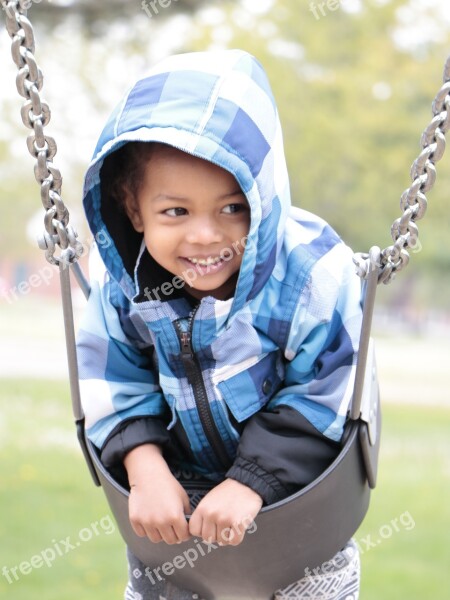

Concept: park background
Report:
left=0, top=0, right=449, bottom=598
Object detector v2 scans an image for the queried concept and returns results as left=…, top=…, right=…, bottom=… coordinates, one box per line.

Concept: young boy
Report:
left=77, top=49, right=362, bottom=599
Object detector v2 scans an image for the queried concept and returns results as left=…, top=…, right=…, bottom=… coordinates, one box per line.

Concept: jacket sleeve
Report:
left=227, top=247, right=363, bottom=505
left=76, top=248, right=169, bottom=458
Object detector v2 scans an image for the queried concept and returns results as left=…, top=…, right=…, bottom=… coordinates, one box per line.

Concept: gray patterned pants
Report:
left=124, top=539, right=360, bottom=600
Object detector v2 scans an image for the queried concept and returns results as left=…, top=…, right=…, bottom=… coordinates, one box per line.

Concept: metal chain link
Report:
left=2, top=2, right=449, bottom=277
left=354, top=55, right=450, bottom=284
left=2, top=0, right=83, bottom=265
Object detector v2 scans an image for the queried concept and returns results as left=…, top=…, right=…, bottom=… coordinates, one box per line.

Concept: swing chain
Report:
left=3, top=2, right=449, bottom=278
left=2, top=0, right=83, bottom=266
left=354, top=55, right=450, bottom=284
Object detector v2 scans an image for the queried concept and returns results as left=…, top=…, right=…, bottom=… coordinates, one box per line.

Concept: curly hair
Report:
left=100, top=141, right=158, bottom=214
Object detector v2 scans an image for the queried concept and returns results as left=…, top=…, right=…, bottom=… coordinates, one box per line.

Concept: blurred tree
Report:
left=23, top=0, right=214, bottom=32
left=2, top=0, right=450, bottom=307
left=1, top=0, right=218, bottom=261
left=187, top=0, right=450, bottom=276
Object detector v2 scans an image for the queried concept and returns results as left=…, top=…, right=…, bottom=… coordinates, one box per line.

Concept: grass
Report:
left=357, top=404, right=450, bottom=599
left=0, top=379, right=125, bottom=600
left=0, top=377, right=449, bottom=599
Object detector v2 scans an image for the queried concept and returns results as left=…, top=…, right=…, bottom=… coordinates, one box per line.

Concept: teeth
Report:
left=188, top=256, right=222, bottom=266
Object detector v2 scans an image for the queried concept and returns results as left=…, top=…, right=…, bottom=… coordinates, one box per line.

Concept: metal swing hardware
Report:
left=3, top=1, right=449, bottom=598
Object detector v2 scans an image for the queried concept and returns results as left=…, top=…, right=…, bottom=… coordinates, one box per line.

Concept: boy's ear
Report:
left=123, top=193, right=144, bottom=232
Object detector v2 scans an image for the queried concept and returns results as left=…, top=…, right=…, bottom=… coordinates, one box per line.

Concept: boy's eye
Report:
left=222, top=203, right=247, bottom=215
left=164, top=207, right=187, bottom=217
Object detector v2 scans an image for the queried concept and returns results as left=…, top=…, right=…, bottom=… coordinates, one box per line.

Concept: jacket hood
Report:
left=82, top=49, right=291, bottom=316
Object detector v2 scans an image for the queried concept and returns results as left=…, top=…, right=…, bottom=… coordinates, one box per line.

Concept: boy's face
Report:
left=125, top=146, right=250, bottom=301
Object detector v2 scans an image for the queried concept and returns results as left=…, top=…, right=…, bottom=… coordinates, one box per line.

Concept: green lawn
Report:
left=0, top=379, right=125, bottom=599
left=0, top=378, right=449, bottom=599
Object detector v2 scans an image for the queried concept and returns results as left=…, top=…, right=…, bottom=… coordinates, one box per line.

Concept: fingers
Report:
left=154, top=525, right=185, bottom=545
left=188, top=480, right=262, bottom=546
left=219, top=523, right=245, bottom=546
left=129, top=500, right=191, bottom=544
left=189, top=511, right=247, bottom=546
left=131, top=514, right=191, bottom=544
left=189, top=514, right=217, bottom=546
left=127, top=477, right=192, bottom=545
left=132, top=521, right=149, bottom=538
left=182, top=490, right=192, bottom=517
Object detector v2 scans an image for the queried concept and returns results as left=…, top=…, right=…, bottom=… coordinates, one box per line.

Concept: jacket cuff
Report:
left=100, top=418, right=171, bottom=468
left=226, top=455, right=292, bottom=505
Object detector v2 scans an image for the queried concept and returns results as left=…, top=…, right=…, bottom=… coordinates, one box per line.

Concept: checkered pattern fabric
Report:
left=273, top=540, right=360, bottom=599
left=77, top=50, right=362, bottom=477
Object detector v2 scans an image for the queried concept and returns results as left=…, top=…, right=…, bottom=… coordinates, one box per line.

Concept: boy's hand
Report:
left=189, top=479, right=262, bottom=546
left=124, top=444, right=191, bottom=545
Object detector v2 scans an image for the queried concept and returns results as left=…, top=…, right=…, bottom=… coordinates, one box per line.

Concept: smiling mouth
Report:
left=185, top=256, right=223, bottom=266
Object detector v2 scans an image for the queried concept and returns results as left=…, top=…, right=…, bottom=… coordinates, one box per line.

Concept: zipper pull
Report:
left=177, top=327, right=197, bottom=386
left=179, top=331, right=192, bottom=356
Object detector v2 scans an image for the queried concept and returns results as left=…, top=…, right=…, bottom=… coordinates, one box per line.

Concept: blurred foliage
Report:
left=1, top=0, right=450, bottom=306
left=13, top=0, right=213, bottom=33
left=187, top=0, right=450, bottom=273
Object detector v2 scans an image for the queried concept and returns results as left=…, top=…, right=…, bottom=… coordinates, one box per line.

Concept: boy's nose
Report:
left=185, top=217, right=223, bottom=245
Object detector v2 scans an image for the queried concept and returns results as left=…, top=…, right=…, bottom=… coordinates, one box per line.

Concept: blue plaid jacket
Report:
left=77, top=50, right=362, bottom=503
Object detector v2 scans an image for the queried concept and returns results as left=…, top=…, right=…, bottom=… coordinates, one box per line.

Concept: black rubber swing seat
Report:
left=79, top=336, right=381, bottom=600
left=72, top=265, right=381, bottom=600
left=4, top=4, right=446, bottom=596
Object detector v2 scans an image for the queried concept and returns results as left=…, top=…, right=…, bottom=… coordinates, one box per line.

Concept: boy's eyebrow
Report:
left=152, top=194, right=187, bottom=203
left=152, top=190, right=244, bottom=203
left=221, top=190, right=245, bottom=199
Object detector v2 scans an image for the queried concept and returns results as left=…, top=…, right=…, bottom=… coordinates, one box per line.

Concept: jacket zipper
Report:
left=175, top=311, right=230, bottom=469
